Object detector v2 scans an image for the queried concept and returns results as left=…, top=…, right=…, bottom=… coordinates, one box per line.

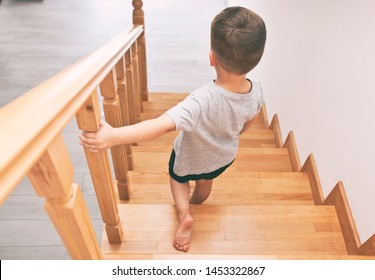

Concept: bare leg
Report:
left=170, top=177, right=193, bottom=252
left=190, top=179, right=213, bottom=204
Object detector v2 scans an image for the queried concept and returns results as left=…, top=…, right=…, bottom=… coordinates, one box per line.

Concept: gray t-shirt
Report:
left=165, top=80, right=264, bottom=177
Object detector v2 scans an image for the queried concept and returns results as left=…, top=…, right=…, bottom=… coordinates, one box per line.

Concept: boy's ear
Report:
left=209, top=50, right=217, bottom=66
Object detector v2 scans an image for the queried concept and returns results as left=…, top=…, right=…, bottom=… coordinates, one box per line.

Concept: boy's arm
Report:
left=240, top=113, right=259, bottom=135
left=79, top=114, right=175, bottom=153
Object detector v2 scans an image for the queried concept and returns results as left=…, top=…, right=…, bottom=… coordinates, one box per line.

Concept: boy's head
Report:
left=211, top=6, right=266, bottom=75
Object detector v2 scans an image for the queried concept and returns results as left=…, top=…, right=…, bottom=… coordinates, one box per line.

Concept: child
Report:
left=79, top=6, right=266, bottom=252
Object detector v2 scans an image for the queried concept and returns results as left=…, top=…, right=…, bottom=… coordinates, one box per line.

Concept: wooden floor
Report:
left=0, top=0, right=227, bottom=259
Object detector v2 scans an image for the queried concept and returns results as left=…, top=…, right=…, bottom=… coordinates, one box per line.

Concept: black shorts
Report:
left=168, top=150, right=234, bottom=183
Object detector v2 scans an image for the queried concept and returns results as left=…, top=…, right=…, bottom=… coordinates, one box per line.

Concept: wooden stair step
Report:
left=126, top=171, right=313, bottom=205
left=143, top=101, right=185, bottom=111
left=155, top=254, right=375, bottom=260
left=105, top=254, right=375, bottom=260
left=137, top=129, right=276, bottom=148
left=132, top=146, right=293, bottom=173
left=101, top=204, right=347, bottom=258
left=233, top=147, right=292, bottom=172
left=148, top=92, right=188, bottom=103
left=239, top=129, right=275, bottom=147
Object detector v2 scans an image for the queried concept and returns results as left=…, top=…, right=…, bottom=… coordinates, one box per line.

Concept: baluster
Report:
left=100, top=69, right=131, bottom=200
left=116, top=57, right=134, bottom=170
left=133, top=0, right=148, bottom=102
left=27, top=134, right=102, bottom=259
left=137, top=36, right=149, bottom=102
left=116, top=57, right=130, bottom=126
left=131, top=40, right=142, bottom=119
left=76, top=89, right=123, bottom=243
left=125, top=48, right=137, bottom=125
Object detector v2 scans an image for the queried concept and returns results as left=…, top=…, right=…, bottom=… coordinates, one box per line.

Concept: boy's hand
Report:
left=79, top=120, right=117, bottom=153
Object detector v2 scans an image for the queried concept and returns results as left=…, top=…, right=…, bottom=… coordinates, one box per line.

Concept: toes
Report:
left=173, top=241, right=188, bottom=252
left=173, top=242, right=180, bottom=251
left=173, top=240, right=190, bottom=252
left=182, top=244, right=189, bottom=252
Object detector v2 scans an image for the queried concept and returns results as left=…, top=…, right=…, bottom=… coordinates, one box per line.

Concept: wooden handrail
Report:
left=0, top=4, right=148, bottom=256
left=0, top=0, right=150, bottom=259
left=0, top=25, right=143, bottom=203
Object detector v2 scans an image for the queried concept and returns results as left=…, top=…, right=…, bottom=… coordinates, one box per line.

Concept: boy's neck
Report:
left=214, top=70, right=252, bottom=94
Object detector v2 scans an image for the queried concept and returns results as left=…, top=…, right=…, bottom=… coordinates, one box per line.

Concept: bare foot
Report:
left=173, top=214, right=193, bottom=252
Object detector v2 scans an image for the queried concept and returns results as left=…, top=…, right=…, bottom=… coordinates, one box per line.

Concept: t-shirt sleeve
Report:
left=164, top=94, right=201, bottom=132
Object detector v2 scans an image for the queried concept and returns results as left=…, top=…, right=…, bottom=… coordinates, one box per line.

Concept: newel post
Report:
left=27, top=134, right=102, bottom=259
left=132, top=0, right=149, bottom=102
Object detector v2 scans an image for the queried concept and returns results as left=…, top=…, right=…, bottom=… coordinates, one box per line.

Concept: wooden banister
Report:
left=0, top=6, right=147, bottom=257
left=0, top=25, right=143, bottom=203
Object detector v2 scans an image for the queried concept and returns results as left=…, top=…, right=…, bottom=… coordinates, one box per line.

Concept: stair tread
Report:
left=148, top=92, right=188, bottom=102
left=101, top=204, right=347, bottom=257
left=126, top=171, right=313, bottom=205
left=105, top=254, right=375, bottom=260
left=132, top=146, right=293, bottom=173
left=137, top=129, right=276, bottom=148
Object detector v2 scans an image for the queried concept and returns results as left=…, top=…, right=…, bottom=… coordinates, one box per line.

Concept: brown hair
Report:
left=211, top=6, right=266, bottom=74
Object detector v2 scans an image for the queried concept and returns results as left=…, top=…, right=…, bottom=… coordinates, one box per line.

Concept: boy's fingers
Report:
left=82, top=131, right=96, bottom=138
left=79, top=135, right=98, bottom=145
left=78, top=133, right=103, bottom=153
left=78, top=134, right=88, bottom=143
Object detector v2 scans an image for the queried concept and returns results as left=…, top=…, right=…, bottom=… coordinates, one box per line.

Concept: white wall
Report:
left=228, top=0, right=375, bottom=242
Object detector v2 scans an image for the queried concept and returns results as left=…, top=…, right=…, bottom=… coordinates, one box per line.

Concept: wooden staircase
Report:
left=101, top=93, right=375, bottom=260
left=2, top=0, right=374, bottom=260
